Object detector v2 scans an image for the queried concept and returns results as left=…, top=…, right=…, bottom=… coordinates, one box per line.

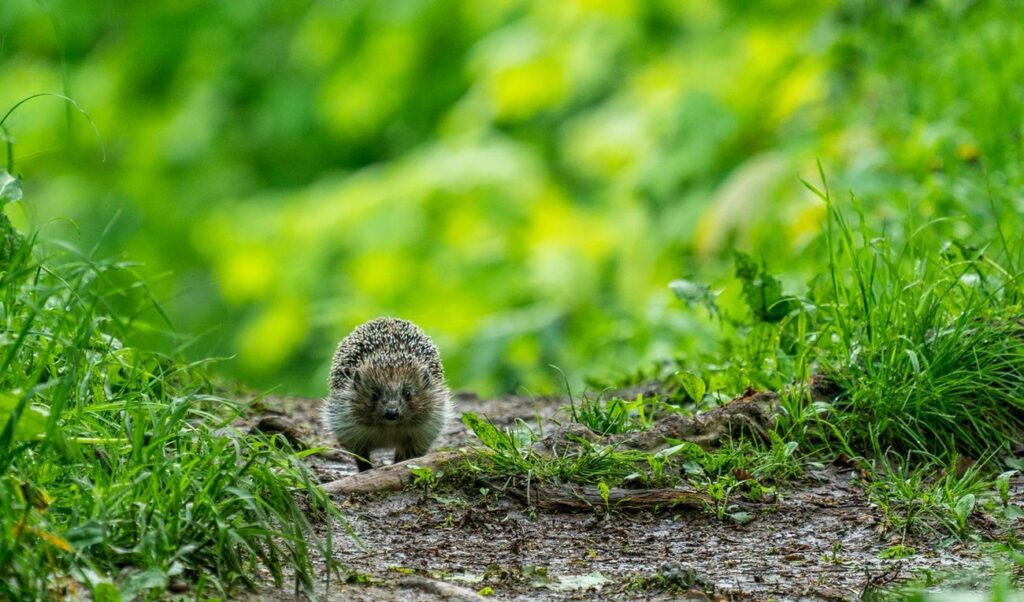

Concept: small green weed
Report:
left=878, top=544, right=917, bottom=560
left=624, top=562, right=715, bottom=596
left=567, top=392, right=657, bottom=435
left=866, top=455, right=990, bottom=541
left=673, top=434, right=803, bottom=484
left=409, top=465, right=443, bottom=490
left=460, top=412, right=650, bottom=486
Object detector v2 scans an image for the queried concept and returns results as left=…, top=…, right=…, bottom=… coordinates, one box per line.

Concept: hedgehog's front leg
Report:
left=394, top=441, right=429, bottom=464
left=352, top=448, right=373, bottom=472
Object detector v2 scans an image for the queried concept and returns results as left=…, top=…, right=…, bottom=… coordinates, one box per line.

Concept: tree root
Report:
left=321, top=450, right=468, bottom=495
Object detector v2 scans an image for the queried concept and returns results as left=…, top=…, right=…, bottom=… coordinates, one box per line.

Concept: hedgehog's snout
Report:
left=370, top=392, right=404, bottom=422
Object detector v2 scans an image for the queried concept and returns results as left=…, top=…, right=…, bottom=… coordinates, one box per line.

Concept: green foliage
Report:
left=566, top=393, right=656, bottom=436
left=462, top=410, right=800, bottom=509
left=461, top=412, right=648, bottom=486
left=801, top=184, right=1024, bottom=460
left=674, top=372, right=707, bottom=405
left=0, top=171, right=25, bottom=263
left=409, top=464, right=444, bottom=491
left=0, top=392, right=47, bottom=442
left=866, top=456, right=991, bottom=541
left=733, top=251, right=800, bottom=323
left=0, top=214, right=340, bottom=599
left=0, top=172, right=21, bottom=203
left=625, top=563, right=715, bottom=596
left=669, top=279, right=720, bottom=319
left=3, top=0, right=1020, bottom=397
left=667, top=435, right=803, bottom=485
left=877, top=545, right=916, bottom=560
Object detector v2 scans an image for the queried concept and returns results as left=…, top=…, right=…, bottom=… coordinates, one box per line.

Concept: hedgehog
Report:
left=323, top=317, right=452, bottom=472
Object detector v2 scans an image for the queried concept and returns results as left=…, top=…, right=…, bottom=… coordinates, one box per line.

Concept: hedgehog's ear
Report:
left=350, top=366, right=364, bottom=388
left=417, top=365, right=431, bottom=388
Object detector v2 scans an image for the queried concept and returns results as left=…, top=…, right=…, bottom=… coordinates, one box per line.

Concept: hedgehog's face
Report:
left=350, top=362, right=432, bottom=424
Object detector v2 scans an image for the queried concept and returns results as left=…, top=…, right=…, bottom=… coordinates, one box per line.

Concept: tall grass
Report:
left=804, top=172, right=1024, bottom=459
left=0, top=185, right=340, bottom=599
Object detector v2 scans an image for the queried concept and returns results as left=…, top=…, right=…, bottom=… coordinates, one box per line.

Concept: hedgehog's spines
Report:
left=328, top=317, right=445, bottom=390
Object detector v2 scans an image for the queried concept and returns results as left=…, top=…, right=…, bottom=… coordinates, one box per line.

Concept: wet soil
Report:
left=248, top=393, right=995, bottom=601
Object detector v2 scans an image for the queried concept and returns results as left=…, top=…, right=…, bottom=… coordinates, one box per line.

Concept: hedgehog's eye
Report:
left=401, top=387, right=411, bottom=401
left=369, top=389, right=382, bottom=404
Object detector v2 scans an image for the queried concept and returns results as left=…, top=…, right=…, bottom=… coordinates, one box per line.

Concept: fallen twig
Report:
left=321, top=449, right=468, bottom=495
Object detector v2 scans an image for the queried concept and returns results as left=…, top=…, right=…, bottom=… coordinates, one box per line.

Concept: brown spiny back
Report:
left=329, top=317, right=445, bottom=391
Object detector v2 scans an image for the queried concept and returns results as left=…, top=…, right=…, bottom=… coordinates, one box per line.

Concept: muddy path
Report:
left=248, top=393, right=993, bottom=601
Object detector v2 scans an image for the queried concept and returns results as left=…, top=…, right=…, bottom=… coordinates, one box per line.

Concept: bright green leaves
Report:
left=0, top=170, right=24, bottom=266
left=462, top=411, right=505, bottom=451
left=569, top=394, right=655, bottom=435
left=733, top=251, right=800, bottom=323
left=673, top=372, right=706, bottom=405
left=91, top=582, right=122, bottom=602
left=0, top=171, right=21, bottom=205
left=669, top=279, right=720, bottom=318
left=672, top=254, right=802, bottom=326
left=0, top=391, right=47, bottom=443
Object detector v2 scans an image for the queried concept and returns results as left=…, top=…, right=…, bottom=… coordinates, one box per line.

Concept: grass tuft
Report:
left=805, top=178, right=1024, bottom=459
left=865, top=454, right=992, bottom=542
left=0, top=202, right=340, bottom=600
left=566, top=391, right=657, bottom=436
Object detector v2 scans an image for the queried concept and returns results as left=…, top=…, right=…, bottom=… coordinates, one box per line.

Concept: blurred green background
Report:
left=1, top=0, right=1020, bottom=396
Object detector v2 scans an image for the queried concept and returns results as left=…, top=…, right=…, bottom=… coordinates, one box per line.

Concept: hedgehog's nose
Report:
left=383, top=408, right=399, bottom=421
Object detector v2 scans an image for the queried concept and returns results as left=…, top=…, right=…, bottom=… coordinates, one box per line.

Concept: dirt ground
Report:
left=248, top=393, right=997, bottom=601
